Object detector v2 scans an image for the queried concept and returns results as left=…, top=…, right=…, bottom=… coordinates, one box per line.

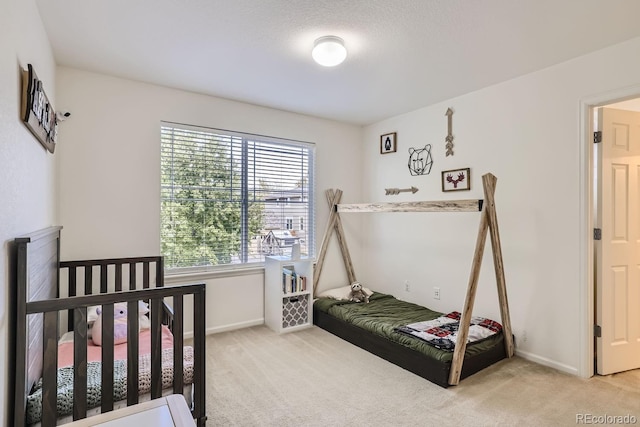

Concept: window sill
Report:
left=164, top=264, right=265, bottom=285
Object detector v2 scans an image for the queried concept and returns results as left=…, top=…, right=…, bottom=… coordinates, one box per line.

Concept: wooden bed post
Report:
left=484, top=174, right=515, bottom=358
left=325, top=190, right=357, bottom=286
left=313, top=189, right=356, bottom=297
left=448, top=173, right=513, bottom=385
left=447, top=185, right=490, bottom=385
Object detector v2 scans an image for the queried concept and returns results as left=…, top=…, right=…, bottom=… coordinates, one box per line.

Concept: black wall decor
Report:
left=408, top=144, right=433, bottom=176
left=21, top=64, right=57, bottom=153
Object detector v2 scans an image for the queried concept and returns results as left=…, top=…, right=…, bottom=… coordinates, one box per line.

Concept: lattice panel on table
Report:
left=282, top=296, right=308, bottom=328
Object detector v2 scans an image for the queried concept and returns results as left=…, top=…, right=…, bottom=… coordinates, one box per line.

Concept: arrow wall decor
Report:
left=445, top=107, right=454, bottom=156
left=385, top=186, right=419, bottom=195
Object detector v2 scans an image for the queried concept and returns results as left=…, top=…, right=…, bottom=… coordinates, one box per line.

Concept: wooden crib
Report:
left=10, top=227, right=207, bottom=426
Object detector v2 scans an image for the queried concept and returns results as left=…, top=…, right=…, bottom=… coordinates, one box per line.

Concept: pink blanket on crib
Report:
left=57, top=325, right=174, bottom=368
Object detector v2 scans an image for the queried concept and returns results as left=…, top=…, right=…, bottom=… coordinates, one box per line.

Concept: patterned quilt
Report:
left=395, top=311, right=502, bottom=351
left=25, top=346, right=194, bottom=424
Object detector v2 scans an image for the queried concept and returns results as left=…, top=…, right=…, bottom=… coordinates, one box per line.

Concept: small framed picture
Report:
left=441, top=168, right=471, bottom=192
left=380, top=132, right=397, bottom=154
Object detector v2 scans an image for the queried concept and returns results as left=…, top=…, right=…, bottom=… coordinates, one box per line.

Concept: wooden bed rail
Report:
left=336, top=199, right=483, bottom=213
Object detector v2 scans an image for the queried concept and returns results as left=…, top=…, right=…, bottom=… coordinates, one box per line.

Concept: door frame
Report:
left=579, top=84, right=640, bottom=378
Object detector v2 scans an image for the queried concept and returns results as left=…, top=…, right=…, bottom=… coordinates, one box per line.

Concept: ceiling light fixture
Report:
left=312, top=36, right=347, bottom=67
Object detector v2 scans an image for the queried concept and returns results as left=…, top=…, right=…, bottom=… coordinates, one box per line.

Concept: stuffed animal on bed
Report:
left=92, top=303, right=128, bottom=346
left=349, top=281, right=370, bottom=303
left=91, top=301, right=150, bottom=346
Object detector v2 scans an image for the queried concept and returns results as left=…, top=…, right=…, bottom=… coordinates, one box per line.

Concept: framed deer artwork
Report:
left=441, top=168, right=470, bottom=192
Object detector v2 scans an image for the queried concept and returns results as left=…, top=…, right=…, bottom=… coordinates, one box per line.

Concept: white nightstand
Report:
left=65, top=395, right=194, bottom=427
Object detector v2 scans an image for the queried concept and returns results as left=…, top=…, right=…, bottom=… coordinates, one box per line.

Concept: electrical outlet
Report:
left=404, top=280, right=410, bottom=292
left=433, top=287, right=440, bottom=300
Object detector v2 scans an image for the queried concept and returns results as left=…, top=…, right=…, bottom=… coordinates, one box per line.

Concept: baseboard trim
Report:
left=207, top=319, right=264, bottom=334
left=515, top=349, right=579, bottom=376
left=182, top=318, right=265, bottom=339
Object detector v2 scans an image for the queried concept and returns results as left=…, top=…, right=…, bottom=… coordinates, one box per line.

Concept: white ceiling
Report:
left=36, top=0, right=640, bottom=126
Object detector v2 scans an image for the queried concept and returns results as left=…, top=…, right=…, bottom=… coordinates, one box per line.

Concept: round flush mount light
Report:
left=312, top=36, right=347, bottom=67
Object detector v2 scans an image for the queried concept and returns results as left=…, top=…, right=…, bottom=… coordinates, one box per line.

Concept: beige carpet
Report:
left=205, top=326, right=640, bottom=426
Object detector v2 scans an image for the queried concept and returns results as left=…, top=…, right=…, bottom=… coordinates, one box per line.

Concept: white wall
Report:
left=362, top=36, right=640, bottom=375
left=55, top=67, right=363, bottom=334
left=0, top=0, right=57, bottom=424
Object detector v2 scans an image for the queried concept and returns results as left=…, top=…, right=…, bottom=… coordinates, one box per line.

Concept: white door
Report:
left=596, top=107, right=640, bottom=375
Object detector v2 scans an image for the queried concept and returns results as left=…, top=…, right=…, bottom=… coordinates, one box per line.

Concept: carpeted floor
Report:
left=205, top=326, right=640, bottom=427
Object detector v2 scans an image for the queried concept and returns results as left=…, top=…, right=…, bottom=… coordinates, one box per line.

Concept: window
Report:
left=161, top=122, right=315, bottom=270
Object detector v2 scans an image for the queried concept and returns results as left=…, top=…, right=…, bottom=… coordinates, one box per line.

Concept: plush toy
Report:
left=349, top=281, right=370, bottom=303
left=91, top=301, right=150, bottom=346
left=92, top=303, right=128, bottom=346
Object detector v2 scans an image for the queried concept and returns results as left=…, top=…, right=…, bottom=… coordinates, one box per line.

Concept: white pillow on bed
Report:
left=316, top=285, right=374, bottom=300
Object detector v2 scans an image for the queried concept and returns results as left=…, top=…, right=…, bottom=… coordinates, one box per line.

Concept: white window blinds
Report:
left=160, top=122, right=315, bottom=269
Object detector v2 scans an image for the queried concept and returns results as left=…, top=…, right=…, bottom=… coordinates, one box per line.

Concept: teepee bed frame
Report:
left=312, top=173, right=514, bottom=387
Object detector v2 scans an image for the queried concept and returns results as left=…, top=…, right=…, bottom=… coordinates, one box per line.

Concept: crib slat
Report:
left=101, top=304, right=115, bottom=412
left=100, top=265, right=108, bottom=293
left=84, top=266, right=92, bottom=295
left=42, top=311, right=58, bottom=427
left=151, top=297, right=162, bottom=398
left=115, top=263, right=122, bottom=291
left=129, top=262, right=136, bottom=290
left=173, top=295, right=184, bottom=394
left=67, top=266, right=77, bottom=331
left=126, top=301, right=139, bottom=405
left=143, top=262, right=150, bottom=289
left=156, top=258, right=164, bottom=287
left=68, top=267, right=77, bottom=297
left=73, top=307, right=88, bottom=420
left=193, top=287, right=206, bottom=423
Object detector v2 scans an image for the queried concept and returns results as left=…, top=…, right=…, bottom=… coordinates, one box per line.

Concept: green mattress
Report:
left=314, top=292, right=504, bottom=363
